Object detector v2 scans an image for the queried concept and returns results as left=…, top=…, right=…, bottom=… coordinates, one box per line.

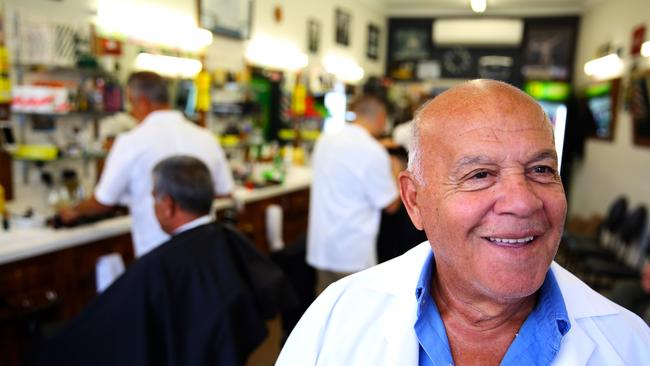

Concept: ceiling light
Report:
left=134, top=53, right=202, bottom=78
left=470, top=0, right=487, bottom=13
left=323, top=55, right=365, bottom=83
left=584, top=53, right=624, bottom=80
left=245, top=36, right=308, bottom=71
left=96, top=2, right=212, bottom=52
left=641, top=41, right=650, bottom=57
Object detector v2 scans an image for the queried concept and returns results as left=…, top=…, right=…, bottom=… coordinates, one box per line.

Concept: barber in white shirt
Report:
left=307, top=95, right=400, bottom=293
left=60, top=71, right=234, bottom=257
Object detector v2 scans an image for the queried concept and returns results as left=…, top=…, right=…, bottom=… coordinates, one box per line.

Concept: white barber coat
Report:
left=95, top=110, right=233, bottom=257
left=277, top=243, right=650, bottom=366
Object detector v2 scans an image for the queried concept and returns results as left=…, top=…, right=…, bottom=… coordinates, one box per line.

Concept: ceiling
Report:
left=378, top=0, right=605, bottom=17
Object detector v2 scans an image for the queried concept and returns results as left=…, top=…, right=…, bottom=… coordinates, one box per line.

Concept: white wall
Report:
left=569, top=0, right=650, bottom=217
left=250, top=0, right=386, bottom=79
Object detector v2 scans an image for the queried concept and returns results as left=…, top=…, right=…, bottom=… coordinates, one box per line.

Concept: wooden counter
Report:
left=0, top=166, right=311, bottom=365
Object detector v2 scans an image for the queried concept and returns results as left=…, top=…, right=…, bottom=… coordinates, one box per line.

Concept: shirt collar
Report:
left=141, top=109, right=184, bottom=126
left=414, top=250, right=571, bottom=366
left=172, top=215, right=213, bottom=235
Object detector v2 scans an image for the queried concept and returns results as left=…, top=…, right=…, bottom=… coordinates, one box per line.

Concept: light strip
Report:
left=584, top=53, right=624, bottom=80
left=134, top=53, right=202, bottom=78
left=641, top=41, right=650, bottom=57
left=245, top=36, right=308, bottom=71
left=470, top=0, right=487, bottom=13
left=96, top=2, right=212, bottom=51
left=323, top=55, right=365, bottom=83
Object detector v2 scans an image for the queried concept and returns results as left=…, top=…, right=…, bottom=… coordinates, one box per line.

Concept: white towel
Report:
left=266, top=204, right=285, bottom=252
left=95, top=253, right=125, bottom=293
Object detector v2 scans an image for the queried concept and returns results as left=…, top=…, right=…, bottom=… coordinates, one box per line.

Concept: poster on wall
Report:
left=198, top=0, right=252, bottom=39
left=629, top=74, right=650, bottom=147
left=367, top=24, right=380, bottom=60
left=308, top=19, right=320, bottom=54
left=335, top=8, right=351, bottom=46
left=386, top=19, right=432, bottom=80
left=521, top=21, right=577, bottom=81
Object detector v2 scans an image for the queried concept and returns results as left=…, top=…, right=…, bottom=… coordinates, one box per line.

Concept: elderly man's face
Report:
left=403, top=83, right=567, bottom=303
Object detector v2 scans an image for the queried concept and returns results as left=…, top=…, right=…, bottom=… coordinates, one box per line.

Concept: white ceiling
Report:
left=378, top=0, right=605, bottom=17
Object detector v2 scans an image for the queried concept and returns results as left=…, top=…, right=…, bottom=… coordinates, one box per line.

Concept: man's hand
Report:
left=58, top=196, right=114, bottom=225
left=59, top=205, right=80, bottom=224
left=641, top=264, right=650, bottom=294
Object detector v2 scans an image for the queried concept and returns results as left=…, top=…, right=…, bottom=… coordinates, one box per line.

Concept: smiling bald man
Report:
left=276, top=80, right=650, bottom=366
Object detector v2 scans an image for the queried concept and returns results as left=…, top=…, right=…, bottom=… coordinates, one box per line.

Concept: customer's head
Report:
left=152, top=155, right=215, bottom=233
left=399, top=79, right=567, bottom=303
left=351, top=95, right=387, bottom=137
left=126, top=71, right=170, bottom=121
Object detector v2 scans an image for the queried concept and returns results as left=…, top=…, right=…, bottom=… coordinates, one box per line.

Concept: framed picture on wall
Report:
left=521, top=18, right=578, bottom=81
left=308, top=19, right=320, bottom=54
left=583, top=78, right=621, bottom=141
left=335, top=8, right=351, bottom=46
left=197, top=0, right=252, bottom=39
left=367, top=24, right=380, bottom=60
left=629, top=72, right=650, bottom=147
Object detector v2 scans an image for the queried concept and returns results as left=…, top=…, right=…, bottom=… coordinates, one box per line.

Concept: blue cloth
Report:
left=415, top=251, right=571, bottom=366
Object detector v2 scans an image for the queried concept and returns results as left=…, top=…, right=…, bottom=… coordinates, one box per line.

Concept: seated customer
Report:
left=38, top=155, right=296, bottom=366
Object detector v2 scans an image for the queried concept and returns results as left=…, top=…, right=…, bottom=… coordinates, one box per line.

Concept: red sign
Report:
left=98, top=38, right=122, bottom=56
left=631, top=24, right=646, bottom=56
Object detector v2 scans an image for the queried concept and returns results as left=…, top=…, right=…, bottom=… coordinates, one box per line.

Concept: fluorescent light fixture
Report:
left=245, top=36, right=308, bottom=71
left=434, top=19, right=523, bottom=46
left=323, top=55, right=365, bottom=83
left=471, top=0, right=487, bottom=13
left=642, top=41, right=650, bottom=57
left=584, top=53, right=624, bottom=80
left=96, top=1, right=212, bottom=51
left=134, top=53, right=202, bottom=78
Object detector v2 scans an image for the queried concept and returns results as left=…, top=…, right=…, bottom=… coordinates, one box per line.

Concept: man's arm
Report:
left=60, top=195, right=114, bottom=223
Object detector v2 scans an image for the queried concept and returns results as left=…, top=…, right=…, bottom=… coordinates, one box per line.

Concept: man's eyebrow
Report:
left=529, top=149, right=558, bottom=164
left=450, top=155, right=495, bottom=176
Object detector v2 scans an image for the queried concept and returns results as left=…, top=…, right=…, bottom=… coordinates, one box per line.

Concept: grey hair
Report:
left=406, top=99, right=433, bottom=185
left=127, top=71, right=169, bottom=105
left=152, top=155, right=215, bottom=215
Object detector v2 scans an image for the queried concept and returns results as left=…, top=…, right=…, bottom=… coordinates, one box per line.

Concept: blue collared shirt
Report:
left=415, top=251, right=571, bottom=366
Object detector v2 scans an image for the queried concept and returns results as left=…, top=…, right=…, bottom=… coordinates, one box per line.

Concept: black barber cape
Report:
left=37, top=222, right=298, bottom=366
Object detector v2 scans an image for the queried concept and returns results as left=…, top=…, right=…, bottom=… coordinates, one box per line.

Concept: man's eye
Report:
left=472, top=171, right=489, bottom=179
left=532, top=166, right=556, bottom=174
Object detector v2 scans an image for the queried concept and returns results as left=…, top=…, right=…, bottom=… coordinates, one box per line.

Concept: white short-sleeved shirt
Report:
left=307, top=123, right=398, bottom=272
left=95, top=110, right=234, bottom=257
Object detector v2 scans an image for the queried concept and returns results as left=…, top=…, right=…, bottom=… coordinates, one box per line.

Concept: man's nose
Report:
left=493, top=174, right=543, bottom=217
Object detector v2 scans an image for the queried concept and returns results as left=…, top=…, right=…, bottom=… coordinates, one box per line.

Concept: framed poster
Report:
left=367, top=24, right=380, bottom=60
left=629, top=72, right=650, bottom=147
left=335, top=8, right=351, bottom=46
left=308, top=19, right=320, bottom=54
left=521, top=18, right=578, bottom=81
left=583, top=78, right=620, bottom=141
left=198, top=0, right=252, bottom=39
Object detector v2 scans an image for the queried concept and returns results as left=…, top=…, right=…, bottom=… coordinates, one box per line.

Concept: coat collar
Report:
left=363, top=242, right=623, bottom=365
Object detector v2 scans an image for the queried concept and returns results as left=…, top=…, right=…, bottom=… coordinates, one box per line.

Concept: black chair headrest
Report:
left=605, top=196, right=628, bottom=232
left=620, top=205, right=647, bottom=243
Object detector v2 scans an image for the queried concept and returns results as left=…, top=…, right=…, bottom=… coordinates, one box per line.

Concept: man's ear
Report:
left=399, top=171, right=424, bottom=230
left=160, top=195, right=176, bottom=218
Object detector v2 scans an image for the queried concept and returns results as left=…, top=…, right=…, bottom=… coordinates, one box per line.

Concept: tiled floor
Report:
left=247, top=317, right=282, bottom=366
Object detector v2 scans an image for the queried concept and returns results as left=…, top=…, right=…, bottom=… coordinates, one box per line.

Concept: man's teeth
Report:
left=488, top=236, right=534, bottom=244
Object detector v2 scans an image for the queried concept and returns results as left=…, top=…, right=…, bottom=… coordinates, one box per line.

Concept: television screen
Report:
left=584, top=80, right=618, bottom=140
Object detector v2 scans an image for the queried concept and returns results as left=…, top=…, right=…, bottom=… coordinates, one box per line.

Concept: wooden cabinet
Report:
left=0, top=233, right=133, bottom=365
left=223, top=188, right=310, bottom=254
left=0, top=187, right=310, bottom=365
